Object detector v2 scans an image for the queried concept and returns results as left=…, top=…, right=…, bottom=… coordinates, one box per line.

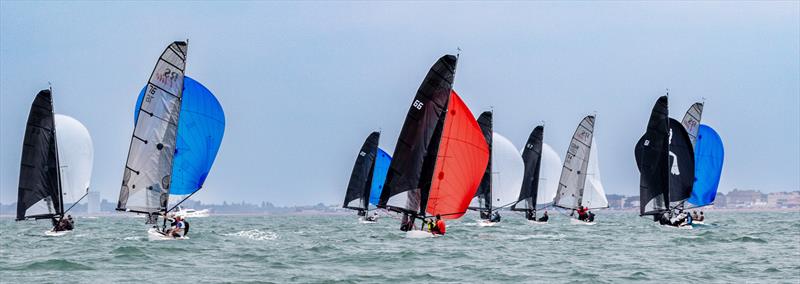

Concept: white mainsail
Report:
left=681, top=102, right=704, bottom=147
left=553, top=115, right=595, bottom=210
left=54, top=114, right=93, bottom=205
left=491, top=132, right=524, bottom=208
left=118, top=41, right=187, bottom=214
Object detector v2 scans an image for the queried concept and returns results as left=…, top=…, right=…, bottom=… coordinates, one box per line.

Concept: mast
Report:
left=51, top=89, right=64, bottom=218
left=379, top=55, right=457, bottom=217
left=117, top=41, right=188, bottom=219
left=553, top=115, right=595, bottom=210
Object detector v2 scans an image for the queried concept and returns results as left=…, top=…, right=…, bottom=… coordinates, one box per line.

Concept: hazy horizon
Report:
left=1, top=2, right=798, bottom=206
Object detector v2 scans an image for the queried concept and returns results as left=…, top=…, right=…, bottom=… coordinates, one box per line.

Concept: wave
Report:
left=225, top=229, right=278, bottom=241
left=19, top=259, right=93, bottom=271
left=730, top=236, right=767, bottom=243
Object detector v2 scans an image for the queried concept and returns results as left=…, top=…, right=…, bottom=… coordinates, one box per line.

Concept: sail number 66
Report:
left=412, top=100, right=424, bottom=110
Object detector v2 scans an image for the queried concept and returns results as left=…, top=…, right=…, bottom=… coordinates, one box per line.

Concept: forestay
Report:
left=118, top=41, right=188, bottom=214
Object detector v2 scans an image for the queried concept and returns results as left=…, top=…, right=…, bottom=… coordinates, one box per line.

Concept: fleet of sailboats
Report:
left=13, top=43, right=728, bottom=240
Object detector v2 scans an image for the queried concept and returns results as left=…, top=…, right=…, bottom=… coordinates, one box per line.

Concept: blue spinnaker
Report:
left=687, top=124, right=723, bottom=207
left=369, top=148, right=391, bottom=206
left=135, top=76, right=225, bottom=195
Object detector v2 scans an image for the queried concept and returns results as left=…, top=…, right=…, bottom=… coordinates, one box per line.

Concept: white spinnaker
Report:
left=583, top=139, right=608, bottom=209
left=492, top=132, right=524, bottom=208
left=537, top=143, right=562, bottom=205
left=55, top=114, right=93, bottom=205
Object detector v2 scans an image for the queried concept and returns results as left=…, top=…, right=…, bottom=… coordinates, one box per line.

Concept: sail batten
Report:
left=118, top=41, right=188, bottom=214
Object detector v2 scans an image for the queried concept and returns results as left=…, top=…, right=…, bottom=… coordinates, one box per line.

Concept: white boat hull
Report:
left=147, top=227, right=188, bottom=241
left=405, top=230, right=437, bottom=239
left=528, top=220, right=548, bottom=225
left=477, top=220, right=498, bottom=227
left=570, top=218, right=596, bottom=225
left=692, top=221, right=705, bottom=225
left=44, top=230, right=71, bottom=237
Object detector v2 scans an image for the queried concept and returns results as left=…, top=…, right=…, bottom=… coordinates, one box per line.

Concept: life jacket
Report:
left=436, top=220, right=446, bottom=234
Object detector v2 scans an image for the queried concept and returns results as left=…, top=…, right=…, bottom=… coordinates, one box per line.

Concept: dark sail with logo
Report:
left=636, top=96, right=670, bottom=216
left=17, top=90, right=62, bottom=220
left=512, top=125, right=543, bottom=212
left=470, top=111, right=493, bottom=218
left=379, top=55, right=457, bottom=214
left=343, top=132, right=379, bottom=211
left=667, top=117, right=695, bottom=204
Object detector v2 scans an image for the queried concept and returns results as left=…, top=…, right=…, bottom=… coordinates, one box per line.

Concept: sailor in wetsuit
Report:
left=538, top=211, right=549, bottom=222
left=490, top=211, right=501, bottom=222
left=166, top=216, right=185, bottom=237
left=432, top=215, right=446, bottom=235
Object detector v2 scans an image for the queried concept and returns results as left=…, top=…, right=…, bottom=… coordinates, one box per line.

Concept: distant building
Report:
left=726, top=189, right=766, bottom=207
left=713, top=192, right=726, bottom=208
left=87, top=191, right=100, bottom=214
left=625, top=196, right=640, bottom=209
left=767, top=191, right=800, bottom=208
left=606, top=194, right=626, bottom=209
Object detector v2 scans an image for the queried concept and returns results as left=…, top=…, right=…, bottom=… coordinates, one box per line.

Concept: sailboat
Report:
left=468, top=112, right=525, bottom=226
left=16, top=89, right=94, bottom=236
left=681, top=102, right=724, bottom=224
left=342, top=131, right=391, bottom=223
left=511, top=125, right=562, bottom=223
left=553, top=115, right=608, bottom=225
left=117, top=41, right=226, bottom=240
left=635, top=96, right=695, bottom=228
left=378, top=55, right=489, bottom=238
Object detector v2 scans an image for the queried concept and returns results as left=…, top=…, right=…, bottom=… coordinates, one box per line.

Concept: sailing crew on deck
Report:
left=697, top=211, right=705, bottom=221
left=166, top=216, right=185, bottom=237
left=574, top=206, right=589, bottom=221
left=400, top=214, right=414, bottom=231
left=526, top=210, right=535, bottom=221
left=692, top=211, right=699, bottom=220
left=490, top=211, right=501, bottom=222
left=538, top=211, right=549, bottom=222
left=432, top=215, right=446, bottom=235
left=365, top=212, right=378, bottom=222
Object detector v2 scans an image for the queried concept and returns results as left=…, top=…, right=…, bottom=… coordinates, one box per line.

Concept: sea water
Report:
left=1, top=211, right=798, bottom=283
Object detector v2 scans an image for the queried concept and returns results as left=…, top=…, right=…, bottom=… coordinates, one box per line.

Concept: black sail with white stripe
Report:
left=117, top=41, right=188, bottom=215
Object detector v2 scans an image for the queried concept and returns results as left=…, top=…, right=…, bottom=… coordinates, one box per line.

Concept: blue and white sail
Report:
left=134, top=76, right=226, bottom=197
left=687, top=124, right=724, bottom=208
left=369, top=148, right=392, bottom=206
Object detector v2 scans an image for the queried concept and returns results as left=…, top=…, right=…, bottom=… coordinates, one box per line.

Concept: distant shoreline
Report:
left=2, top=207, right=798, bottom=218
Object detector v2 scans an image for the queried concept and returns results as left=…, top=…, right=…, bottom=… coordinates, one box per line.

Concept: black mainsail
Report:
left=17, top=90, right=63, bottom=221
left=378, top=55, right=457, bottom=216
left=117, top=41, right=188, bottom=219
left=470, top=111, right=493, bottom=219
left=668, top=117, right=695, bottom=206
left=636, top=96, right=670, bottom=216
left=511, top=125, right=544, bottom=214
left=343, top=132, right=379, bottom=214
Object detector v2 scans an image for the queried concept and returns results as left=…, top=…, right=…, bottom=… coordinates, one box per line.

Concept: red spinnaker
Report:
left=426, top=91, right=490, bottom=219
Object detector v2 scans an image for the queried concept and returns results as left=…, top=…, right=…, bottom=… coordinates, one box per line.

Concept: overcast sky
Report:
left=1, top=1, right=798, bottom=205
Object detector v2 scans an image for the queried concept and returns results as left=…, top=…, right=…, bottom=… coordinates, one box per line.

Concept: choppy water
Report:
left=1, top=211, right=799, bottom=283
